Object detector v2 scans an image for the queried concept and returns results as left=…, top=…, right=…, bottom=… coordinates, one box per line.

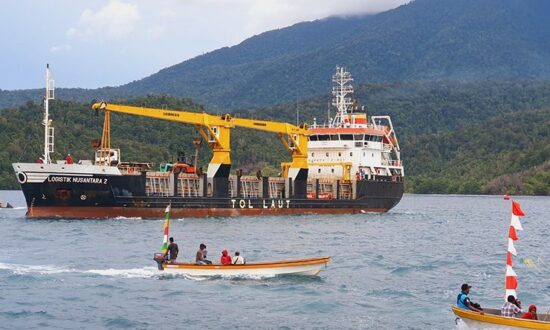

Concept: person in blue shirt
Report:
left=457, top=283, right=484, bottom=313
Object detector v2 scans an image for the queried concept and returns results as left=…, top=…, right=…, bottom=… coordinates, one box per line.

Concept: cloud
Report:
left=147, top=25, right=166, bottom=40
left=243, top=0, right=410, bottom=35
left=49, top=44, right=72, bottom=53
left=66, top=0, right=140, bottom=40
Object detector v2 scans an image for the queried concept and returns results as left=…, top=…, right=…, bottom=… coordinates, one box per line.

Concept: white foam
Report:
left=0, top=206, right=26, bottom=210
left=114, top=216, right=142, bottom=220
left=85, top=267, right=158, bottom=278
left=0, top=262, right=76, bottom=275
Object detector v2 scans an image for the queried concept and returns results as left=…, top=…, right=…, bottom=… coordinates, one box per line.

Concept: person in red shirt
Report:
left=522, top=304, right=538, bottom=320
left=220, top=249, right=232, bottom=265
left=66, top=153, right=73, bottom=164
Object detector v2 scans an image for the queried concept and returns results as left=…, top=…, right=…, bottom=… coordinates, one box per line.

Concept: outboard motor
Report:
left=153, top=253, right=165, bottom=270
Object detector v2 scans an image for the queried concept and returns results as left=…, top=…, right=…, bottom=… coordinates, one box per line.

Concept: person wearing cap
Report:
left=457, top=283, right=483, bottom=313
left=522, top=304, right=538, bottom=320
left=501, top=295, right=522, bottom=317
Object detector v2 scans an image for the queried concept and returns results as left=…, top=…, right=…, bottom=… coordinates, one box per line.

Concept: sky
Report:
left=0, top=0, right=409, bottom=90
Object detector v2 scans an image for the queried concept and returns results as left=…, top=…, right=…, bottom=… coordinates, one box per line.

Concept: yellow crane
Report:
left=90, top=102, right=309, bottom=182
left=91, top=102, right=233, bottom=199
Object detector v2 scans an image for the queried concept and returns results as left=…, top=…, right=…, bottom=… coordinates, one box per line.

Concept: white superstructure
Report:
left=307, top=66, right=404, bottom=181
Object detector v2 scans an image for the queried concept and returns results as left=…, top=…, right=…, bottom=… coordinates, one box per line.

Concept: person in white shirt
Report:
left=232, top=251, right=245, bottom=265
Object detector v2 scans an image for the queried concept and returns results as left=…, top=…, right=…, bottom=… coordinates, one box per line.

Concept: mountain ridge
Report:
left=2, top=0, right=550, bottom=110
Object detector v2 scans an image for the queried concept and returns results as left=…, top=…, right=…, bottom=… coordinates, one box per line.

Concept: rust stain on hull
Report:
left=27, top=206, right=388, bottom=219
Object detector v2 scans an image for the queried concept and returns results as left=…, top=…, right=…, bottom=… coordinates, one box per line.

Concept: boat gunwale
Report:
left=163, top=256, right=331, bottom=270
left=452, top=305, right=550, bottom=329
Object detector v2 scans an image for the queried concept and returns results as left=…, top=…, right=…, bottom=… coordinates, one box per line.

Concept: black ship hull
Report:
left=19, top=173, right=404, bottom=219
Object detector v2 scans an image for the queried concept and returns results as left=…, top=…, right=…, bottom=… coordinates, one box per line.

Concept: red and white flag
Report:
left=505, top=200, right=525, bottom=299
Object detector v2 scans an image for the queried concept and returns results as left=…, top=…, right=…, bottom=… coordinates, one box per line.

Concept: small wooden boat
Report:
left=452, top=201, right=550, bottom=329
left=452, top=306, right=550, bottom=329
left=0, top=201, right=13, bottom=208
left=153, top=255, right=330, bottom=277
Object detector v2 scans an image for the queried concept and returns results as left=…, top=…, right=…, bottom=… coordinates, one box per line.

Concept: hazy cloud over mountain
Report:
left=0, top=0, right=408, bottom=89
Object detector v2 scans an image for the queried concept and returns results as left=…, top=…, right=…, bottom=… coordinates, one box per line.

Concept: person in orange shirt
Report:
left=522, top=304, right=538, bottom=320
left=220, top=249, right=232, bottom=265
left=66, top=153, right=73, bottom=164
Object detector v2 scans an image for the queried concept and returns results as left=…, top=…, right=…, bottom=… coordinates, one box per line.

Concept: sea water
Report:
left=0, top=190, right=549, bottom=329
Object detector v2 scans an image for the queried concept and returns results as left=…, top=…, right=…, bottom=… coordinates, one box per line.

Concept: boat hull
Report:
left=15, top=165, right=404, bottom=219
left=161, top=257, right=330, bottom=277
left=452, top=306, right=550, bottom=329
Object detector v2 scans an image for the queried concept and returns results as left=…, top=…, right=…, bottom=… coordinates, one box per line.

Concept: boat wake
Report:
left=0, top=206, right=26, bottom=210
left=1, top=262, right=288, bottom=281
left=85, top=267, right=158, bottom=278
left=0, top=262, right=77, bottom=275
left=0, top=262, right=158, bottom=279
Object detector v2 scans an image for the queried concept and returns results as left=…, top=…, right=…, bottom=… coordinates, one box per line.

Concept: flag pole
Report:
left=161, top=203, right=171, bottom=254
left=504, top=200, right=525, bottom=300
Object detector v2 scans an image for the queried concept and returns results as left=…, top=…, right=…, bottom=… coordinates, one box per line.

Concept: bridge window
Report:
left=338, top=152, right=341, bottom=157
left=330, top=134, right=339, bottom=141
left=317, top=135, right=329, bottom=141
left=326, top=152, right=329, bottom=157
left=340, top=134, right=353, bottom=140
left=354, top=134, right=364, bottom=140
left=309, top=135, right=318, bottom=141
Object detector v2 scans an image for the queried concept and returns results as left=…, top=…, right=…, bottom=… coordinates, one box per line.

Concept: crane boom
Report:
left=90, top=102, right=310, bottom=194
left=91, top=102, right=233, bottom=196
left=230, top=117, right=309, bottom=178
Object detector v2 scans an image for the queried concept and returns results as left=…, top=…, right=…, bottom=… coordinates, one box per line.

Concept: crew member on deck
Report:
left=164, top=237, right=179, bottom=263
left=66, top=153, right=73, bottom=164
left=457, top=283, right=483, bottom=313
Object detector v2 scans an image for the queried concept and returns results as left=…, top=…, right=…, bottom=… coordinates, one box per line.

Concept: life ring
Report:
left=17, top=172, right=27, bottom=184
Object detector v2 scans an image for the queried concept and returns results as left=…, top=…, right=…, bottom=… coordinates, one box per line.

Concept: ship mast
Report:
left=331, top=66, right=354, bottom=128
left=43, top=64, right=55, bottom=164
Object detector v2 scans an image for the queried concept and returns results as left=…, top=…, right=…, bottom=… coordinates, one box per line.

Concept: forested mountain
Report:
left=2, top=0, right=550, bottom=110
left=1, top=81, right=549, bottom=195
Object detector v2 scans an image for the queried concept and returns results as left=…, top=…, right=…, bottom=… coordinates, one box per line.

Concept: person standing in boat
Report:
left=457, top=284, right=483, bottom=313
left=232, top=251, right=245, bottom=265
left=164, top=237, right=179, bottom=263
left=196, top=243, right=212, bottom=265
left=66, top=153, right=73, bottom=164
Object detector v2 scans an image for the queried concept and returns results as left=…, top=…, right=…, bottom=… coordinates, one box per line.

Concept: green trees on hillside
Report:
left=1, top=82, right=550, bottom=195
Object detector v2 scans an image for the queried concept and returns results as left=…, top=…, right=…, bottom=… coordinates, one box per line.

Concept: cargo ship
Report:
left=13, top=65, right=404, bottom=219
